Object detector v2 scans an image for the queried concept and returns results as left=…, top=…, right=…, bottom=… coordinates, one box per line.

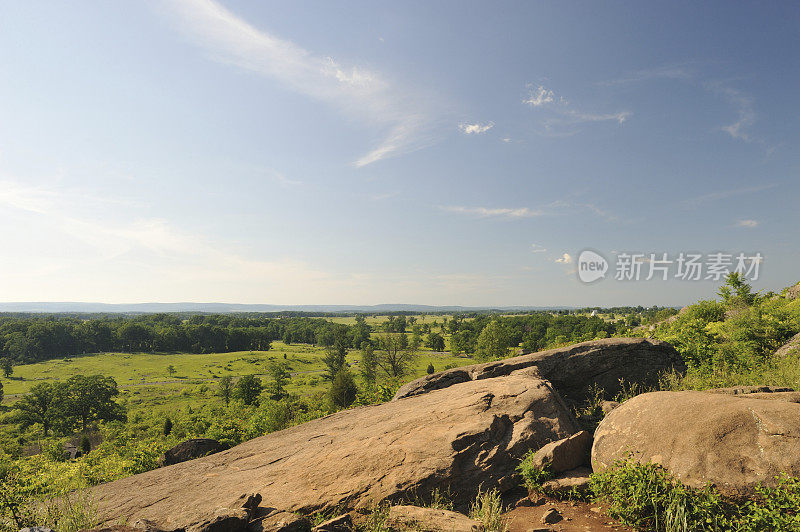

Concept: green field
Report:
left=1, top=341, right=472, bottom=410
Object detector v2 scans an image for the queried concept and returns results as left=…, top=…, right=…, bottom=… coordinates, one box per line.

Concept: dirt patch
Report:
left=505, top=496, right=632, bottom=531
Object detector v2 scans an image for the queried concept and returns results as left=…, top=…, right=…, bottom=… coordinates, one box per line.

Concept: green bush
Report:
left=328, top=369, right=358, bottom=408
left=590, top=459, right=800, bottom=531
left=517, top=450, right=553, bottom=491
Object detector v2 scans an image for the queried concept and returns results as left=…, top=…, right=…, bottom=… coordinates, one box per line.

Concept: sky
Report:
left=0, top=1, right=798, bottom=307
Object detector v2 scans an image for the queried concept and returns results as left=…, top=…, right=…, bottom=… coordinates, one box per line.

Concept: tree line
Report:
left=0, top=314, right=374, bottom=364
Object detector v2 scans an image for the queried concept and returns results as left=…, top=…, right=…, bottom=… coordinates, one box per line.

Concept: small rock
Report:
left=20, top=528, right=54, bottom=532
left=600, top=400, right=620, bottom=415
left=541, top=508, right=562, bottom=525
left=590, top=507, right=602, bottom=513
left=311, top=514, right=351, bottom=532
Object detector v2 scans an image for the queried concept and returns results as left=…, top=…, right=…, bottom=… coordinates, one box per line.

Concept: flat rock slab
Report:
left=386, top=505, right=480, bottom=532
left=393, top=338, right=684, bottom=403
left=92, top=371, right=577, bottom=530
left=540, top=467, right=592, bottom=496
left=592, top=391, right=800, bottom=497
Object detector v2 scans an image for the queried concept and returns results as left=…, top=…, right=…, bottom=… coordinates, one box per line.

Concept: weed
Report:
left=469, top=487, right=508, bottom=532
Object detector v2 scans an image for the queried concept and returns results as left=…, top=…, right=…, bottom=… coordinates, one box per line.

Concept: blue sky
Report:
left=0, top=1, right=798, bottom=306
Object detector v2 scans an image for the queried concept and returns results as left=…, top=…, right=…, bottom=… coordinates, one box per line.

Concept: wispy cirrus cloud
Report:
left=441, top=199, right=618, bottom=222
left=459, top=122, right=494, bottom=135
left=440, top=205, right=543, bottom=219
left=601, top=65, right=763, bottom=145
left=523, top=84, right=631, bottom=134
left=598, top=64, right=694, bottom=87
left=681, top=183, right=777, bottom=208
left=0, top=177, right=340, bottom=302
left=707, top=84, right=756, bottom=141
left=158, top=0, right=439, bottom=167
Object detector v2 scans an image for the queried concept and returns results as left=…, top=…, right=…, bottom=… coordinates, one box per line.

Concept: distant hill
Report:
left=0, top=302, right=572, bottom=314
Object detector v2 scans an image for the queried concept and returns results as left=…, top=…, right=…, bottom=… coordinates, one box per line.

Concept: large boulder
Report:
left=592, top=391, right=800, bottom=497
left=394, top=338, right=684, bottom=404
left=91, top=370, right=577, bottom=530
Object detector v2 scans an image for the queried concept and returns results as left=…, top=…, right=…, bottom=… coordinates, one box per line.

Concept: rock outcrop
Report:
left=706, top=385, right=800, bottom=403
left=785, top=283, right=800, bottom=301
left=774, top=332, right=800, bottom=358
left=161, top=438, right=225, bottom=466
left=91, top=370, right=577, bottom=530
left=394, top=338, right=684, bottom=404
left=592, top=391, right=800, bottom=497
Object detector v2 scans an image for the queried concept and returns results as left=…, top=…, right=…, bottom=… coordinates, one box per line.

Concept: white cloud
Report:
left=0, top=181, right=55, bottom=213
left=531, top=244, right=547, bottom=253
left=737, top=219, right=759, bottom=228
left=523, top=84, right=631, bottom=134
left=555, top=253, right=573, bottom=264
left=159, top=0, right=437, bottom=167
left=440, top=205, right=543, bottom=219
left=523, top=85, right=555, bottom=107
left=459, top=122, right=494, bottom=135
left=501, top=137, right=512, bottom=143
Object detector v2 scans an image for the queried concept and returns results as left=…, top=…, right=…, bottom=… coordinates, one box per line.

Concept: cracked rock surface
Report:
left=92, top=371, right=577, bottom=530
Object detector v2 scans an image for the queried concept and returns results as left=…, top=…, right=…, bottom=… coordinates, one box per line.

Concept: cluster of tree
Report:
left=13, top=375, right=126, bottom=436
left=652, top=274, right=799, bottom=370
left=443, top=312, right=619, bottom=356
left=0, top=314, right=377, bottom=365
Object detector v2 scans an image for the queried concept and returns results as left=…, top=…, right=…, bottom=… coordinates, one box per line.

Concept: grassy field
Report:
left=0, top=341, right=471, bottom=401
left=325, top=314, right=443, bottom=326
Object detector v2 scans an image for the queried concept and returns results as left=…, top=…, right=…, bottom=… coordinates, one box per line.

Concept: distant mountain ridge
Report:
left=0, top=302, right=572, bottom=314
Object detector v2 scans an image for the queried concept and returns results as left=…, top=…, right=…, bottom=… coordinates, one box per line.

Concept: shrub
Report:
left=80, top=435, right=91, bottom=455
left=328, top=369, right=358, bottom=408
